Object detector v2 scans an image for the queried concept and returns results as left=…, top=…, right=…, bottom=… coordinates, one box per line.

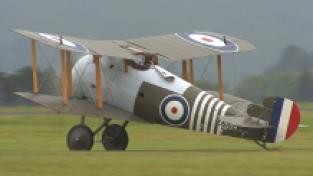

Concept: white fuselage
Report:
left=72, top=55, right=192, bottom=113
left=71, top=55, right=242, bottom=136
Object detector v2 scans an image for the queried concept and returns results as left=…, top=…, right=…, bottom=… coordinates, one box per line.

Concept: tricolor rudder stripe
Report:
left=266, top=97, right=300, bottom=143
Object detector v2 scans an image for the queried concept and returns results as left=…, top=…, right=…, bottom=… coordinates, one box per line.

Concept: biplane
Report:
left=12, top=29, right=300, bottom=151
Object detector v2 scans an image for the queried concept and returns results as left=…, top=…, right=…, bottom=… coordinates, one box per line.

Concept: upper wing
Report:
left=12, top=29, right=254, bottom=61
left=126, top=31, right=254, bottom=61
left=12, top=29, right=141, bottom=61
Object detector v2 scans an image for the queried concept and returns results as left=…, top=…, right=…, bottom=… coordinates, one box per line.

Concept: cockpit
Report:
left=128, top=52, right=155, bottom=71
left=124, top=51, right=175, bottom=82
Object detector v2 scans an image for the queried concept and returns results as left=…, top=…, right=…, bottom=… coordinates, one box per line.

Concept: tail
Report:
left=263, top=97, right=300, bottom=143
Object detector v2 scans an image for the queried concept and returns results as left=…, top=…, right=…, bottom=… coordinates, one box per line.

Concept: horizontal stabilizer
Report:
left=220, top=115, right=274, bottom=129
left=247, top=104, right=271, bottom=121
left=298, top=124, right=310, bottom=128
left=14, top=92, right=148, bottom=123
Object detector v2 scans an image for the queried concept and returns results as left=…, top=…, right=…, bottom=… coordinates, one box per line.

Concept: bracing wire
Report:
left=109, top=59, right=125, bottom=106
left=72, top=54, right=88, bottom=97
left=100, top=57, right=116, bottom=106
left=36, top=43, right=61, bottom=96
left=192, top=57, right=213, bottom=90
left=167, top=61, right=176, bottom=73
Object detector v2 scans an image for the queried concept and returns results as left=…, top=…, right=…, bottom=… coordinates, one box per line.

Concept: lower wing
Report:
left=15, top=92, right=148, bottom=123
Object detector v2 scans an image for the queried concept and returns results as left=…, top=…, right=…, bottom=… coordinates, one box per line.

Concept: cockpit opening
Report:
left=128, top=52, right=155, bottom=71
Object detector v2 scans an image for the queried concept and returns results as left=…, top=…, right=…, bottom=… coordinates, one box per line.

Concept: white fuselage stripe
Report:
left=189, top=91, right=207, bottom=130
left=203, top=98, right=219, bottom=133
left=210, top=101, right=224, bottom=134
left=196, top=95, right=213, bottom=131
left=275, top=99, right=293, bottom=142
left=216, top=105, right=230, bottom=134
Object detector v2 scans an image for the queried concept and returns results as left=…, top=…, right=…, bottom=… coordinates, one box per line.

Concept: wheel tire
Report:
left=102, top=124, right=129, bottom=150
left=66, top=124, right=94, bottom=151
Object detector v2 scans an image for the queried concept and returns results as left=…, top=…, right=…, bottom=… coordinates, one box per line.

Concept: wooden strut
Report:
left=93, top=55, right=103, bottom=109
left=182, top=60, right=189, bottom=81
left=152, top=55, right=158, bottom=65
left=66, top=51, right=72, bottom=97
left=60, top=50, right=68, bottom=105
left=31, top=39, right=39, bottom=94
left=123, top=59, right=128, bottom=73
left=188, top=59, right=194, bottom=84
left=217, top=55, right=224, bottom=101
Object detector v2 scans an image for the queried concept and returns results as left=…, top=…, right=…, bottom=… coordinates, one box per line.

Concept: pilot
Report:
left=128, top=52, right=154, bottom=70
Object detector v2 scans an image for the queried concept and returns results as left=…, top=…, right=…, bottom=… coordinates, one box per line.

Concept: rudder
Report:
left=264, top=97, right=300, bottom=143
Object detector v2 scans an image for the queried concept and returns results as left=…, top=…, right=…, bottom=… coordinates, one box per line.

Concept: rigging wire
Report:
left=192, top=57, right=213, bottom=90
left=71, top=54, right=88, bottom=98
left=36, top=43, right=61, bottom=96
left=101, top=57, right=116, bottom=106
left=167, top=61, right=176, bottom=73
left=74, top=56, right=97, bottom=104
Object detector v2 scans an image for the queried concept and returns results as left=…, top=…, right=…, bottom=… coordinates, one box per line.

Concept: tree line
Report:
left=233, top=45, right=313, bottom=102
left=0, top=66, right=58, bottom=106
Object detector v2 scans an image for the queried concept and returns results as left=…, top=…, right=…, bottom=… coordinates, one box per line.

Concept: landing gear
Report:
left=254, top=128, right=269, bottom=150
left=66, top=124, right=94, bottom=150
left=254, top=140, right=268, bottom=150
left=66, top=116, right=129, bottom=151
left=102, top=124, right=129, bottom=150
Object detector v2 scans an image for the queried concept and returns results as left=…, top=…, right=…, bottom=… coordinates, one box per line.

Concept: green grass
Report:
left=0, top=111, right=313, bottom=175
left=296, top=102, right=313, bottom=108
left=0, top=106, right=50, bottom=112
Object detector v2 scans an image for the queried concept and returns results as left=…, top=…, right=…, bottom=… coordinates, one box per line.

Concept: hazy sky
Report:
left=1, top=0, right=312, bottom=87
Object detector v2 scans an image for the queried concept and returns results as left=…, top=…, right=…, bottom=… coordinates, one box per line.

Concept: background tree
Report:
left=265, top=45, right=312, bottom=74
left=233, top=71, right=299, bottom=103
left=295, top=69, right=313, bottom=101
left=194, top=80, right=229, bottom=93
left=0, top=66, right=43, bottom=105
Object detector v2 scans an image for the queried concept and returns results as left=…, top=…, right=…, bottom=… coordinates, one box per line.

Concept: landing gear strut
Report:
left=254, top=128, right=269, bottom=150
left=254, top=140, right=268, bottom=150
left=66, top=116, right=129, bottom=151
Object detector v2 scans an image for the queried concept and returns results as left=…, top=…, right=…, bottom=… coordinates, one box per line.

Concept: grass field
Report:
left=0, top=106, right=50, bottom=112
left=0, top=109, right=312, bottom=175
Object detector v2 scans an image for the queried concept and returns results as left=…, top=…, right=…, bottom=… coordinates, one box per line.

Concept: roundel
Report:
left=159, top=94, right=190, bottom=126
left=175, top=31, right=239, bottom=52
left=31, top=32, right=89, bottom=53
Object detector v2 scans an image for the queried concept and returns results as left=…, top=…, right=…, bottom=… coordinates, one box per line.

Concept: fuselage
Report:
left=72, top=55, right=239, bottom=135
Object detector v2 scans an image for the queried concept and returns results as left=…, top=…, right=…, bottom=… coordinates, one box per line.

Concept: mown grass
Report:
left=296, top=102, right=313, bottom=108
left=0, top=110, right=312, bottom=175
left=0, top=106, right=50, bottom=112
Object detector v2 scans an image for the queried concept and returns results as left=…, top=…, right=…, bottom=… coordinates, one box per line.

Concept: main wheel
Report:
left=102, top=124, right=129, bottom=150
left=66, top=124, right=94, bottom=151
